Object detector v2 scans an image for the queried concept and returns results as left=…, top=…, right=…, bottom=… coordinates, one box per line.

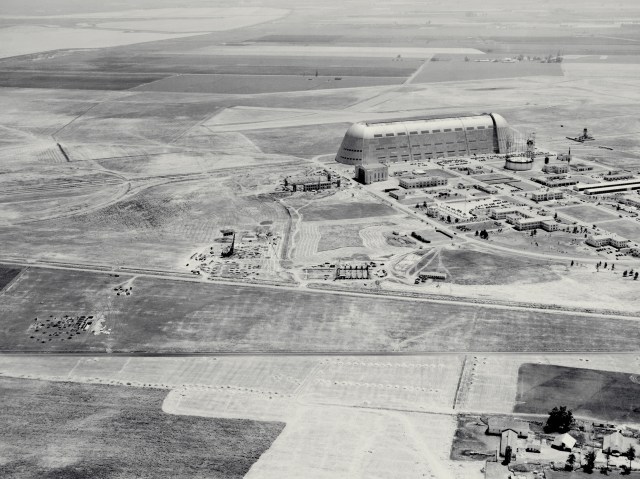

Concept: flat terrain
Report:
left=0, top=376, right=284, bottom=478
left=558, top=204, right=620, bottom=223
left=514, top=363, right=640, bottom=423
left=0, top=266, right=21, bottom=291
left=1, top=267, right=639, bottom=353
left=300, top=201, right=397, bottom=222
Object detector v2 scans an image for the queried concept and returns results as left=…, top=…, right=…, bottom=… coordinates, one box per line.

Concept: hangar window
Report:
left=455, top=128, right=463, bottom=131
left=444, top=129, right=452, bottom=132
left=466, top=127, right=475, bottom=130
left=374, top=134, right=383, bottom=138
left=432, top=129, right=440, bottom=133
left=385, top=133, right=395, bottom=137
left=398, top=132, right=406, bottom=136
left=409, top=131, right=418, bottom=135
left=477, top=126, right=485, bottom=130
left=421, top=130, right=429, bottom=134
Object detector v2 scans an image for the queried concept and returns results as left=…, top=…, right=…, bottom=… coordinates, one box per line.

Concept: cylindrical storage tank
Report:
left=504, top=157, right=534, bottom=171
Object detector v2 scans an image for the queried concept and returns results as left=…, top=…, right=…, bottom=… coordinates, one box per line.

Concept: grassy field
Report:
left=316, top=224, right=365, bottom=252
left=244, top=123, right=350, bottom=158
left=598, top=219, right=640, bottom=242
left=0, top=266, right=21, bottom=291
left=1, top=267, right=640, bottom=353
left=558, top=205, right=619, bottom=223
left=0, top=377, right=284, bottom=478
left=514, top=363, right=640, bottom=423
left=300, top=202, right=397, bottom=221
left=0, top=71, right=168, bottom=90
left=439, top=248, right=561, bottom=285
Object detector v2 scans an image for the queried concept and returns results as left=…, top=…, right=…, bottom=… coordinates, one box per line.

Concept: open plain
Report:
left=2, top=0, right=640, bottom=477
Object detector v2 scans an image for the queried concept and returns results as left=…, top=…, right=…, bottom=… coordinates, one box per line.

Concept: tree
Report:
left=545, top=406, right=574, bottom=433
left=566, top=453, right=576, bottom=471
left=624, top=271, right=628, bottom=277
left=627, top=445, right=636, bottom=470
left=635, top=272, right=639, bottom=280
left=475, top=230, right=479, bottom=237
left=503, top=445, right=512, bottom=465
left=447, top=215, right=451, bottom=223
left=604, top=447, right=612, bottom=471
left=571, top=260, right=574, bottom=267
left=584, top=449, right=597, bottom=473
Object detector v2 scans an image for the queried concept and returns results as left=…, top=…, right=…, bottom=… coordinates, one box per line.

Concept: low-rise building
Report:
left=489, top=206, right=520, bottom=220
left=474, top=183, right=499, bottom=194
left=604, top=171, right=634, bottom=181
left=530, top=190, right=564, bottom=202
left=586, top=234, right=630, bottom=249
left=389, top=189, right=407, bottom=200
left=399, top=176, right=448, bottom=189
left=552, top=433, right=577, bottom=451
left=570, top=162, right=593, bottom=172
left=286, top=175, right=332, bottom=192
left=355, top=163, right=389, bottom=184
left=500, top=429, right=518, bottom=458
left=533, top=174, right=579, bottom=188
left=603, top=431, right=638, bottom=455
left=508, top=215, right=558, bottom=232
left=486, top=418, right=530, bottom=438
left=543, top=163, right=570, bottom=174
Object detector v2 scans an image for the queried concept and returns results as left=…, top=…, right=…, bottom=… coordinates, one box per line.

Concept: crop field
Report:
left=410, top=61, right=563, bottom=84
left=558, top=205, right=619, bottom=223
left=598, top=218, right=640, bottom=242
left=439, top=247, right=561, bottom=285
left=514, top=363, right=640, bottom=423
left=0, top=71, right=168, bottom=90
left=1, top=267, right=640, bottom=353
left=300, top=201, right=397, bottom=222
left=0, top=377, right=284, bottom=478
left=135, top=73, right=404, bottom=95
left=0, top=266, right=21, bottom=291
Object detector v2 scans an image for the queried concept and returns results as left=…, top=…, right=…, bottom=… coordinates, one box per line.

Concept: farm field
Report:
left=515, top=363, right=640, bottom=423
left=0, top=266, right=21, bottom=291
left=244, top=123, right=351, bottom=158
left=410, top=60, right=563, bottom=84
left=1, top=267, right=640, bottom=353
left=0, top=376, right=284, bottom=478
left=558, top=204, right=620, bottom=223
left=135, top=73, right=405, bottom=95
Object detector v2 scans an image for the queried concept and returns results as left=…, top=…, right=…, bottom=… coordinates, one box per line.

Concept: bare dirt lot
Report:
left=0, top=376, right=284, bottom=478
left=300, top=201, right=397, bottom=222
left=514, top=363, right=640, bottom=423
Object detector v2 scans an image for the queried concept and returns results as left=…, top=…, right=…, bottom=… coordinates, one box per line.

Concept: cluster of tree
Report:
left=623, top=269, right=639, bottom=280
left=544, top=406, right=574, bottom=433
left=475, top=229, right=489, bottom=240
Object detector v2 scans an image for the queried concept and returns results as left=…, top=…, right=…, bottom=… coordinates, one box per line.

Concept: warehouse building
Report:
left=486, top=418, right=530, bottom=438
left=570, top=162, right=593, bottom=172
left=355, top=163, right=388, bottom=184
left=575, top=178, right=640, bottom=195
left=399, top=176, right=448, bottom=189
left=336, top=113, right=511, bottom=165
left=285, top=175, right=332, bottom=192
left=604, top=171, right=634, bottom=181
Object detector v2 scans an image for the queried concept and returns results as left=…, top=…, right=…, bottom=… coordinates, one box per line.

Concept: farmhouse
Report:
left=552, top=433, right=576, bottom=451
left=603, top=431, right=639, bottom=455
left=336, top=113, right=511, bottom=165
left=486, top=418, right=530, bottom=438
left=500, top=429, right=518, bottom=457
